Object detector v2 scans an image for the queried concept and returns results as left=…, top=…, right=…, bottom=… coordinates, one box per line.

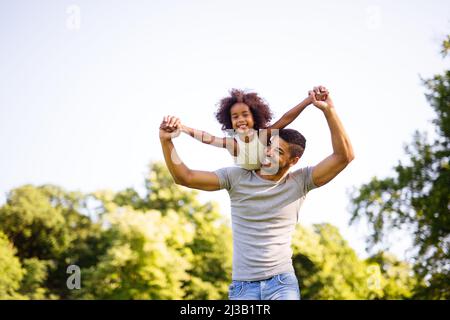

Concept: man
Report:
left=159, top=86, right=354, bottom=300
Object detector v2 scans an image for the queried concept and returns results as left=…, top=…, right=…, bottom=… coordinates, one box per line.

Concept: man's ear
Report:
left=290, top=156, right=300, bottom=167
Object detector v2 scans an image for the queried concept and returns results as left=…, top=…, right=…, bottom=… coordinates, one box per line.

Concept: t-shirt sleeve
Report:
left=214, top=166, right=245, bottom=191
left=291, top=166, right=318, bottom=196
left=214, top=167, right=232, bottom=190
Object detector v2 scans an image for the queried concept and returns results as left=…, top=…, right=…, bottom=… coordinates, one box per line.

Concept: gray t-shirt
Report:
left=214, top=166, right=317, bottom=281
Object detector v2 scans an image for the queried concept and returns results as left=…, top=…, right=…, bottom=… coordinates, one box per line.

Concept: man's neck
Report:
left=255, top=167, right=290, bottom=182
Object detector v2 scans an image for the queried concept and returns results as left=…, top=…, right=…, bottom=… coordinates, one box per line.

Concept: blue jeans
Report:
left=228, top=272, right=301, bottom=300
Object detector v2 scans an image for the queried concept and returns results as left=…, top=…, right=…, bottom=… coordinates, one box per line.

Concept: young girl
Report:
left=179, top=88, right=327, bottom=170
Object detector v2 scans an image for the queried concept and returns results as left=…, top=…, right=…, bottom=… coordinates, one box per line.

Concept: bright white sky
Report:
left=1, top=0, right=449, bottom=260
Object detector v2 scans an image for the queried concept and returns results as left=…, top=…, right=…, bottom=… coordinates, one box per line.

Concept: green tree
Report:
left=349, top=37, right=450, bottom=299
left=111, top=162, right=232, bottom=299
left=18, top=258, right=57, bottom=299
left=292, top=223, right=416, bottom=300
left=292, top=224, right=371, bottom=299
left=0, top=164, right=232, bottom=300
left=0, top=185, right=70, bottom=260
left=0, top=231, right=25, bottom=299
left=365, top=252, right=417, bottom=299
left=0, top=185, right=106, bottom=299
left=74, top=208, right=193, bottom=299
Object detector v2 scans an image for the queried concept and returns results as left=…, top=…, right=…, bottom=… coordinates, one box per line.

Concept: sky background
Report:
left=1, top=0, right=449, bottom=260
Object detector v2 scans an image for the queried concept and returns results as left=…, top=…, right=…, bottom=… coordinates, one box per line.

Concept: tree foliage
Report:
left=349, top=37, right=450, bottom=299
left=0, top=231, right=25, bottom=299
left=292, top=224, right=415, bottom=299
left=0, top=163, right=417, bottom=300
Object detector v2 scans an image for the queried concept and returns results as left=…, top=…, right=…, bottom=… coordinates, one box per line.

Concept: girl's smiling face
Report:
left=230, top=102, right=255, bottom=134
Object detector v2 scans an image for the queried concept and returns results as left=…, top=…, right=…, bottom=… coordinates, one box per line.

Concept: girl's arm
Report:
left=268, top=96, right=313, bottom=130
left=181, top=124, right=237, bottom=155
left=258, top=96, right=313, bottom=146
left=260, top=90, right=327, bottom=145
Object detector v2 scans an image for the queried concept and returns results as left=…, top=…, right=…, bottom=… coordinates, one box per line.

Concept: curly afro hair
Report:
left=215, top=89, right=273, bottom=131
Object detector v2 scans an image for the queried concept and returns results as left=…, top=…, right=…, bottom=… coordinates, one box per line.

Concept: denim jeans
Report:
left=228, top=272, right=301, bottom=300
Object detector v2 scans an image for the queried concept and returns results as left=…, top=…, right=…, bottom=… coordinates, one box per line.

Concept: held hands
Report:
left=159, top=115, right=181, bottom=141
left=309, top=86, right=334, bottom=112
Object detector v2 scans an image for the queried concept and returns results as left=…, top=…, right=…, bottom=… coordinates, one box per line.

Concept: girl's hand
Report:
left=305, top=86, right=328, bottom=104
left=315, top=85, right=329, bottom=101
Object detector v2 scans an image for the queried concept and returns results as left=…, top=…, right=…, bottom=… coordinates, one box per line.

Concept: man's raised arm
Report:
left=159, top=116, right=222, bottom=191
left=309, top=87, right=355, bottom=187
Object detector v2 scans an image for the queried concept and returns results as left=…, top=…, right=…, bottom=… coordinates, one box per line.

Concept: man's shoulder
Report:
left=214, top=166, right=251, bottom=191
left=290, top=166, right=312, bottom=176
left=289, top=166, right=317, bottom=191
left=215, top=166, right=249, bottom=177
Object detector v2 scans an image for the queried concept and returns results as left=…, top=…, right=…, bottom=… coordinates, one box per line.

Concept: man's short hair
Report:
left=278, top=129, right=306, bottom=158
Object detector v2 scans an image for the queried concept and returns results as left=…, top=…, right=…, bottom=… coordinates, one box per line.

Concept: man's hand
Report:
left=159, top=115, right=181, bottom=141
left=309, top=86, right=333, bottom=112
left=305, top=86, right=328, bottom=104
left=159, top=116, right=222, bottom=191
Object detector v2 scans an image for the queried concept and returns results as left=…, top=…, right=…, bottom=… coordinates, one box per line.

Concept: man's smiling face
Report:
left=230, top=103, right=255, bottom=134
left=261, top=135, right=300, bottom=174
